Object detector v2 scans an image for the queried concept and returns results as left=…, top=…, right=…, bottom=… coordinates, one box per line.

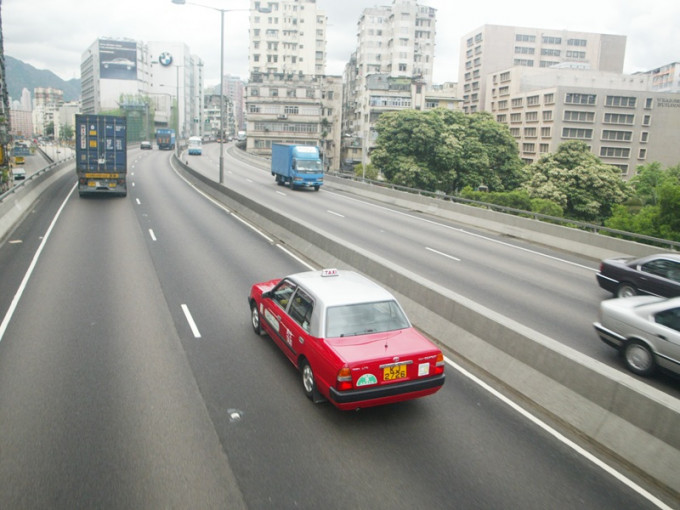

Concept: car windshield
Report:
left=325, top=300, right=410, bottom=338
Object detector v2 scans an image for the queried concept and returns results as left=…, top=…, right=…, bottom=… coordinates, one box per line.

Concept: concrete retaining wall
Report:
left=175, top=154, right=680, bottom=499
left=0, top=159, right=74, bottom=243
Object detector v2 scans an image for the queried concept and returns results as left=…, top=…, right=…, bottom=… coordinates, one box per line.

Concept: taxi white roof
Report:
left=287, top=270, right=396, bottom=308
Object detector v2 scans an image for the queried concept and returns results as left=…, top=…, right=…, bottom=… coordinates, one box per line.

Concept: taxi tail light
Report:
left=434, top=353, right=445, bottom=375
left=336, top=367, right=353, bottom=391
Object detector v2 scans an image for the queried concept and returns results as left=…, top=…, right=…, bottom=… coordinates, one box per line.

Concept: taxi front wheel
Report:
left=250, top=303, right=262, bottom=335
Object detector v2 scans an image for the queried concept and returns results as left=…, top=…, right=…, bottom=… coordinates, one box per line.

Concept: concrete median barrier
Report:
left=174, top=154, right=680, bottom=498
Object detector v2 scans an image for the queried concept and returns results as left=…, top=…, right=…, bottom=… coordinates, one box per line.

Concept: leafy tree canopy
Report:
left=523, top=140, right=631, bottom=221
left=370, top=109, right=524, bottom=194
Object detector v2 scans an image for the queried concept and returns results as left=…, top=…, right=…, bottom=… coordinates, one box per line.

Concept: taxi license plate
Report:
left=383, top=364, right=407, bottom=381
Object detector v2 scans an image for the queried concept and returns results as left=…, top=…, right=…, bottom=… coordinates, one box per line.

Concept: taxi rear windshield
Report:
left=326, top=300, right=409, bottom=338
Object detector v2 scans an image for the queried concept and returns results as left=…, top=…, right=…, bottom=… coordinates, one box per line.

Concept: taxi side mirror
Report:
left=261, top=291, right=272, bottom=300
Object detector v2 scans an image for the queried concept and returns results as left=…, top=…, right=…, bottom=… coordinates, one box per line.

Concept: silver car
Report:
left=594, top=296, right=680, bottom=377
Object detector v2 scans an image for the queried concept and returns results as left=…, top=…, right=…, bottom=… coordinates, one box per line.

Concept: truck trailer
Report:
left=156, top=128, right=176, bottom=150
left=271, top=143, right=323, bottom=191
left=75, top=114, right=127, bottom=197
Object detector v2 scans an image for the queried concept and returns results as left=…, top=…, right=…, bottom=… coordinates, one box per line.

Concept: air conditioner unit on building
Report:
left=278, top=114, right=288, bottom=119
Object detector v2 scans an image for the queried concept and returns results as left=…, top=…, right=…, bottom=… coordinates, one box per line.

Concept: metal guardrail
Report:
left=226, top=144, right=679, bottom=251
left=326, top=171, right=680, bottom=252
left=0, top=149, right=75, bottom=204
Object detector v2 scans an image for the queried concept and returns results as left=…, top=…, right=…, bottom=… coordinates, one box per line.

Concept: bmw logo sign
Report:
left=159, top=52, right=173, bottom=66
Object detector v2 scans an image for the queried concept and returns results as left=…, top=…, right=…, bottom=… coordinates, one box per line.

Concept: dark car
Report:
left=596, top=253, right=680, bottom=298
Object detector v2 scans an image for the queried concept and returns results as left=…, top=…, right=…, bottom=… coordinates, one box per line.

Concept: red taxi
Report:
left=248, top=269, right=445, bottom=410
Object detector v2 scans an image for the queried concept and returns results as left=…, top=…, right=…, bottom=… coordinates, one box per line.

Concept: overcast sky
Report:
left=3, top=0, right=679, bottom=87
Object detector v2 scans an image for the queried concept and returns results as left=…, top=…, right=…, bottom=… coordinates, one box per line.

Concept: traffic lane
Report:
left=128, top=147, right=306, bottom=339
left=196, top=148, right=680, bottom=396
left=0, top=171, right=76, bottom=327
left=132, top=155, right=663, bottom=508
left=0, top=190, right=245, bottom=508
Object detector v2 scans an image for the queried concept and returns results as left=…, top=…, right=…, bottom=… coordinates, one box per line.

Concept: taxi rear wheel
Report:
left=300, top=360, right=316, bottom=400
left=250, top=303, right=262, bottom=335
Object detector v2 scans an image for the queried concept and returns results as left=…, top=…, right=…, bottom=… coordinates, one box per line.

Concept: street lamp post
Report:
left=172, top=0, right=250, bottom=185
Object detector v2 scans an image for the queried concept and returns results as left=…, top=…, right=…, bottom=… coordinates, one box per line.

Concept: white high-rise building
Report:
left=246, top=0, right=343, bottom=170
left=249, top=0, right=326, bottom=76
left=342, top=0, right=438, bottom=170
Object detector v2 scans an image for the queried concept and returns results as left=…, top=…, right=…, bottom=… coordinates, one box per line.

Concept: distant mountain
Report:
left=5, top=56, right=81, bottom=103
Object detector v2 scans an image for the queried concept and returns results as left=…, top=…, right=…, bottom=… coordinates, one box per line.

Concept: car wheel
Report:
left=616, top=283, right=637, bottom=298
left=623, top=340, right=655, bottom=376
left=250, top=303, right=262, bottom=335
left=300, top=360, right=316, bottom=400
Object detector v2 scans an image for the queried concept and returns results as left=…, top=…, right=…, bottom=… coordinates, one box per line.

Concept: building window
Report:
left=510, top=113, right=522, bottom=123
left=512, top=98, right=523, bottom=107
left=522, top=143, right=536, bottom=153
left=543, top=93, right=554, bottom=104
left=564, top=110, right=594, bottom=122
left=524, top=127, right=537, bottom=138
left=515, top=46, right=535, bottom=54
left=542, top=110, right=553, bottom=122
left=284, top=106, right=299, bottom=115
left=645, top=97, right=653, bottom=109
left=498, top=100, right=508, bottom=110
left=541, top=127, right=551, bottom=137
left=567, top=39, right=587, bottom=46
left=640, top=131, right=649, bottom=143
left=516, top=34, right=536, bottom=42
left=541, top=49, right=561, bottom=57
left=500, top=71, right=510, bottom=82
left=642, top=115, right=651, bottom=126
left=525, top=111, right=538, bottom=122
left=603, top=113, right=634, bottom=125
left=600, top=147, right=631, bottom=158
left=601, top=130, right=632, bottom=141
left=639, top=148, right=647, bottom=160
left=539, top=143, right=550, bottom=153
left=566, top=51, right=586, bottom=59
left=527, top=95, right=540, bottom=106
left=565, top=93, right=596, bottom=105
left=606, top=96, right=636, bottom=108
left=562, top=127, right=593, bottom=139
left=542, top=36, right=562, bottom=44
left=496, top=114, right=507, bottom=123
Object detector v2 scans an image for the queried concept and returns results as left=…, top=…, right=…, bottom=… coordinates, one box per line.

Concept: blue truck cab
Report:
left=271, top=143, right=323, bottom=191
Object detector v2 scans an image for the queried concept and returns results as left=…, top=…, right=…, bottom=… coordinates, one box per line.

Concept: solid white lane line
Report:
left=327, top=210, right=345, bottom=218
left=445, top=356, right=673, bottom=510
left=181, top=304, right=202, bottom=338
left=425, top=246, right=461, bottom=262
left=0, top=183, right=77, bottom=342
left=148, top=229, right=157, bottom=241
left=136, top=198, right=141, bottom=205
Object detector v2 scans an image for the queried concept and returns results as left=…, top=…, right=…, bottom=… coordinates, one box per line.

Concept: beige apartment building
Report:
left=487, top=67, right=680, bottom=177
left=459, top=24, right=626, bottom=114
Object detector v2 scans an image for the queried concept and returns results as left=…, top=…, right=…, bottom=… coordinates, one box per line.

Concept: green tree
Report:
left=524, top=140, right=631, bottom=221
left=370, top=108, right=523, bottom=194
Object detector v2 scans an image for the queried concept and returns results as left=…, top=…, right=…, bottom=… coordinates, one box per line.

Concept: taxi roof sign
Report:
left=321, top=268, right=339, bottom=277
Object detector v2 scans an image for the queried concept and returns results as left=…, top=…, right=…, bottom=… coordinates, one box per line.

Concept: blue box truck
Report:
left=156, top=128, right=176, bottom=150
left=75, top=114, right=127, bottom=197
left=271, top=144, right=323, bottom=191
